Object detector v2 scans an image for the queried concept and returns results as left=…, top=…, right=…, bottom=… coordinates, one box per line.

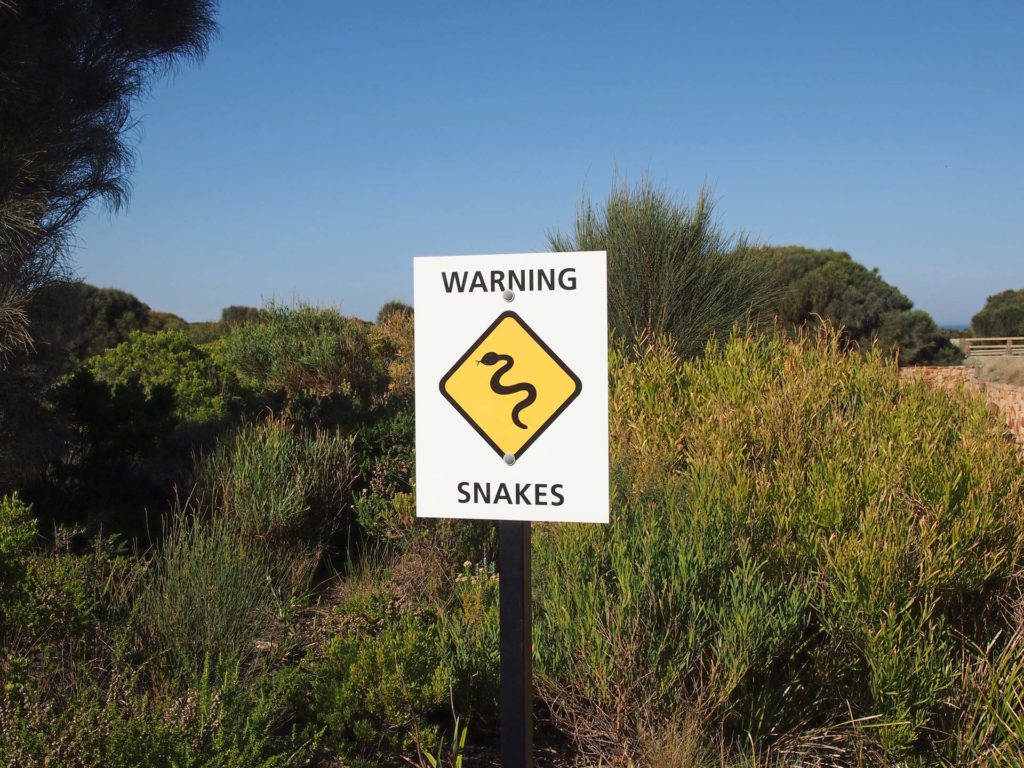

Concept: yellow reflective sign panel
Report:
left=440, top=311, right=581, bottom=460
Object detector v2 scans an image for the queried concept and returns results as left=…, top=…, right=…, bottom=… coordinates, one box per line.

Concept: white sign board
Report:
left=414, top=251, right=608, bottom=523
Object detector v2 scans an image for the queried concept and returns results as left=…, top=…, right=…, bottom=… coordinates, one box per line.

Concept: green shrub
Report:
left=352, top=407, right=414, bottom=541
left=88, top=329, right=240, bottom=423
left=370, top=309, right=414, bottom=406
left=9, top=544, right=109, bottom=653
left=0, top=493, right=34, bottom=572
left=134, top=512, right=301, bottom=681
left=441, top=560, right=500, bottom=726
left=534, top=328, right=1024, bottom=764
left=311, top=554, right=500, bottom=764
left=1, top=499, right=118, bottom=661
left=355, top=489, right=417, bottom=545
left=218, top=302, right=388, bottom=414
left=195, top=417, right=355, bottom=544
left=0, top=493, right=36, bottom=636
left=313, top=601, right=453, bottom=761
left=952, top=599, right=1024, bottom=765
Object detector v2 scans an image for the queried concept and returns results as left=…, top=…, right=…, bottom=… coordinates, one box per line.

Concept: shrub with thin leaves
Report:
left=134, top=512, right=300, bottom=680
left=0, top=287, right=31, bottom=365
left=217, top=302, right=388, bottom=413
left=194, top=417, right=355, bottom=544
left=534, top=327, right=1024, bottom=765
left=549, top=177, right=775, bottom=358
left=950, top=592, right=1024, bottom=766
left=370, top=308, right=414, bottom=406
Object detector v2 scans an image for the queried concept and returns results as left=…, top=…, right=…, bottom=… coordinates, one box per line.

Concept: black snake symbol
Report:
left=477, top=352, right=537, bottom=429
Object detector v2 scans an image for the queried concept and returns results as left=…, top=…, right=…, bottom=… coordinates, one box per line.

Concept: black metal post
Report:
left=499, top=520, right=533, bottom=768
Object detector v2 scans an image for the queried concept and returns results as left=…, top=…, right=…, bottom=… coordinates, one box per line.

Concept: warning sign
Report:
left=414, top=251, right=608, bottom=523
left=440, top=311, right=581, bottom=461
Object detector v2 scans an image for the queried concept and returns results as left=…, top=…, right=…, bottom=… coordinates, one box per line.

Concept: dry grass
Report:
left=977, top=356, right=1024, bottom=387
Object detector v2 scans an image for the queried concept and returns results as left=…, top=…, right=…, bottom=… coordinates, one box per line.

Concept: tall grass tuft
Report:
left=134, top=510, right=301, bottom=681
left=534, top=326, right=1024, bottom=764
left=194, top=416, right=355, bottom=545
left=952, top=591, right=1024, bottom=765
left=549, top=177, right=776, bottom=358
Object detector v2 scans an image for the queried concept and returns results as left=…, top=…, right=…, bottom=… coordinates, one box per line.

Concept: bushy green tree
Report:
left=761, top=245, right=961, bottom=364
left=549, top=178, right=775, bottom=357
left=971, top=288, right=1024, bottom=337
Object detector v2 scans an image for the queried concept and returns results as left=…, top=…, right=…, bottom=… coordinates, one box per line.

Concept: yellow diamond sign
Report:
left=440, top=311, right=582, bottom=460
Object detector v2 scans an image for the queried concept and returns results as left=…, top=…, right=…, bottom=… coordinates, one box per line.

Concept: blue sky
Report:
left=76, top=0, right=1023, bottom=325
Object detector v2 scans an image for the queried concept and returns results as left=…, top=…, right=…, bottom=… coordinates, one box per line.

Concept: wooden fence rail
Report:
left=950, top=337, right=1024, bottom=357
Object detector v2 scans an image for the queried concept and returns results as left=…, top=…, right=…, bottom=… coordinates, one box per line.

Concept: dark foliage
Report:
left=30, top=369, right=179, bottom=535
left=0, top=361, right=64, bottom=494
left=27, top=282, right=152, bottom=368
left=0, top=0, right=217, bottom=354
left=1, top=283, right=175, bottom=495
